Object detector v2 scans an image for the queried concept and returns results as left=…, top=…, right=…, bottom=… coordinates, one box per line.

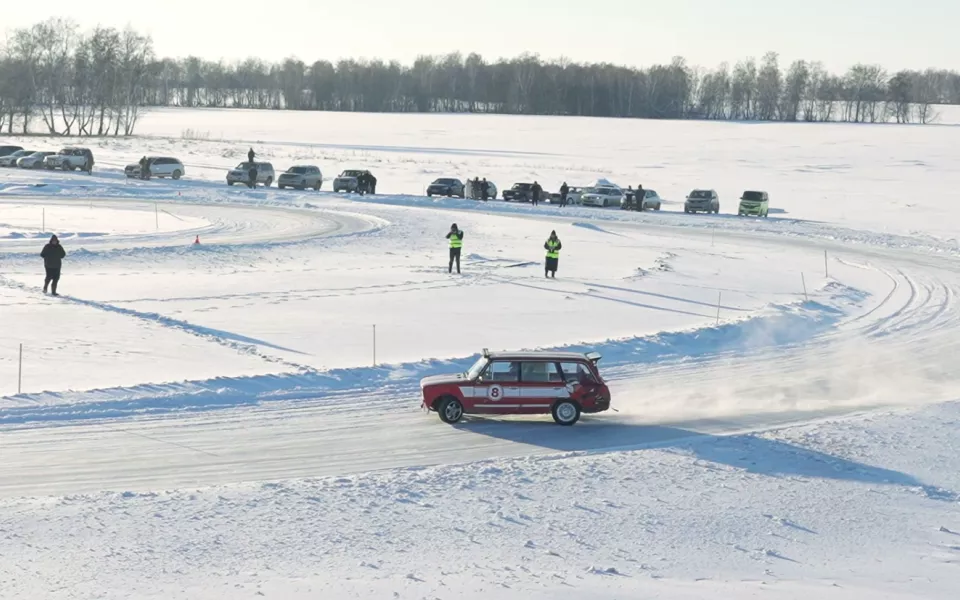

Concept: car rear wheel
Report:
left=552, top=400, right=581, bottom=426
left=172, top=170, right=182, bottom=180
left=315, top=181, right=321, bottom=191
left=264, top=177, right=273, bottom=187
left=437, top=397, right=464, bottom=424
left=227, top=181, right=234, bottom=186
left=61, top=164, right=70, bottom=171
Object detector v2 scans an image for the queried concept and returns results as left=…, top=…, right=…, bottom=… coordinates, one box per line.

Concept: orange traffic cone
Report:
left=194, top=235, right=200, bottom=244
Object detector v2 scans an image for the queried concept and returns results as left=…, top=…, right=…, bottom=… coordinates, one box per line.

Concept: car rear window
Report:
left=560, top=362, right=597, bottom=384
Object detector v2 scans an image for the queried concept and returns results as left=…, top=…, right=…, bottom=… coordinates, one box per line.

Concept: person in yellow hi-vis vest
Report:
left=446, top=223, right=464, bottom=274
left=544, top=230, right=562, bottom=278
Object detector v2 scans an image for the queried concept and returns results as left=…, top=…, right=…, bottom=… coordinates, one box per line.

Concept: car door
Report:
left=517, top=361, right=566, bottom=413
left=471, top=361, right=521, bottom=412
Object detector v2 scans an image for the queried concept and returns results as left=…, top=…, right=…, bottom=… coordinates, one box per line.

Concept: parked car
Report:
left=503, top=183, right=538, bottom=202
left=17, top=151, right=56, bottom=169
left=621, top=189, right=663, bottom=211
left=581, top=185, right=624, bottom=208
left=226, top=161, right=275, bottom=186
left=43, top=147, right=94, bottom=171
left=465, top=179, right=498, bottom=200
left=738, top=190, right=770, bottom=217
left=427, top=177, right=465, bottom=198
left=333, top=169, right=374, bottom=193
left=278, top=165, right=323, bottom=190
left=0, top=145, right=23, bottom=157
left=420, top=349, right=612, bottom=426
left=125, top=156, right=186, bottom=180
left=548, top=186, right=584, bottom=205
left=0, top=149, right=34, bottom=167
left=684, top=189, right=720, bottom=214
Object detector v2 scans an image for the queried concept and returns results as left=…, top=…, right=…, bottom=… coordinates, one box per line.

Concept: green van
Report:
left=738, top=190, right=769, bottom=217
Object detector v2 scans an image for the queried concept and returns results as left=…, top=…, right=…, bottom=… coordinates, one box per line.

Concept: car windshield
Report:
left=690, top=190, right=711, bottom=199
left=31, top=152, right=47, bottom=157
left=598, top=187, right=619, bottom=195
left=512, top=183, right=531, bottom=190
left=742, top=191, right=765, bottom=201
left=58, top=149, right=73, bottom=155
left=342, top=170, right=363, bottom=177
left=434, top=178, right=457, bottom=185
left=288, top=167, right=308, bottom=174
left=465, top=356, right=488, bottom=380
left=236, top=162, right=254, bottom=169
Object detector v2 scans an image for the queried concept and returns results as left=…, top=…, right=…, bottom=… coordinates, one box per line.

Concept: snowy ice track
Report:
left=3, top=201, right=960, bottom=497
left=0, top=195, right=381, bottom=254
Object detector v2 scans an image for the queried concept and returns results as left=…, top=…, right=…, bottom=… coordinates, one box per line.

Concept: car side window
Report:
left=559, top=362, right=596, bottom=385
left=520, top=361, right=559, bottom=383
left=482, top=361, right=519, bottom=383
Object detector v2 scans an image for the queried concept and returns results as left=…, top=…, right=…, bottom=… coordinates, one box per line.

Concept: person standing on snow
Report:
left=544, top=230, right=561, bottom=278
left=41, top=235, right=66, bottom=295
left=559, top=182, right=569, bottom=207
left=248, top=164, right=258, bottom=188
left=446, top=223, right=464, bottom=274
left=481, top=178, right=490, bottom=201
left=531, top=181, right=543, bottom=206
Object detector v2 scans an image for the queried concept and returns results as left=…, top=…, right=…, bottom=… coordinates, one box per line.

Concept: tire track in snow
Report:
left=0, top=275, right=316, bottom=372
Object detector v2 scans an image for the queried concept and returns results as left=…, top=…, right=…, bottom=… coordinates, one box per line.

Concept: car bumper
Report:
left=278, top=178, right=305, bottom=186
left=739, top=204, right=763, bottom=215
left=685, top=204, right=711, bottom=211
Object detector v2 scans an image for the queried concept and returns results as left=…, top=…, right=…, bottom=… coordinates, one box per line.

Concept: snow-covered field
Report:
left=1, top=109, right=959, bottom=599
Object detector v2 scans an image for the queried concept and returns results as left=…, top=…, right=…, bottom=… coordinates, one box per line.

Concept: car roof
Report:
left=485, top=351, right=592, bottom=361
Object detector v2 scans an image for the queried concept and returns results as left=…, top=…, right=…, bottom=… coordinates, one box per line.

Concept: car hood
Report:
left=336, top=175, right=358, bottom=181
left=420, top=373, right=467, bottom=387
left=279, top=173, right=302, bottom=178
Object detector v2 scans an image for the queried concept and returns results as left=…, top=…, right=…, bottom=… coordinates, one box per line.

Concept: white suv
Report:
left=125, top=157, right=186, bottom=179
left=43, top=147, right=95, bottom=172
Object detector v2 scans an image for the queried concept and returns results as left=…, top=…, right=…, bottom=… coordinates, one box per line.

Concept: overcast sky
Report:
left=5, top=0, right=959, bottom=73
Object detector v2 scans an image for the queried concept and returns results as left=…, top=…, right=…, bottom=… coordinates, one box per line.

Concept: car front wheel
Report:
left=437, top=397, right=464, bottom=424
left=172, top=170, right=182, bottom=180
left=264, top=177, right=273, bottom=187
left=552, top=400, right=581, bottom=426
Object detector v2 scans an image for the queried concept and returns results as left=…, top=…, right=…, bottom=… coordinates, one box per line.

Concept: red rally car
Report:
left=420, top=349, right=612, bottom=426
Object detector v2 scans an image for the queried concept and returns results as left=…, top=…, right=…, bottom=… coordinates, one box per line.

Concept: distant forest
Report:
left=1, top=19, right=958, bottom=136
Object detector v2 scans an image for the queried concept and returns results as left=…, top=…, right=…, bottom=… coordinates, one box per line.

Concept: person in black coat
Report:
left=248, top=165, right=258, bottom=188
left=531, top=181, right=542, bottom=206
left=635, top=184, right=645, bottom=211
left=41, top=234, right=66, bottom=295
left=559, top=182, right=569, bottom=207
left=248, top=147, right=256, bottom=163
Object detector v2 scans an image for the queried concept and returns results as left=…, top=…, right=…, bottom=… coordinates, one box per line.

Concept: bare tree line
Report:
left=2, top=20, right=958, bottom=136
